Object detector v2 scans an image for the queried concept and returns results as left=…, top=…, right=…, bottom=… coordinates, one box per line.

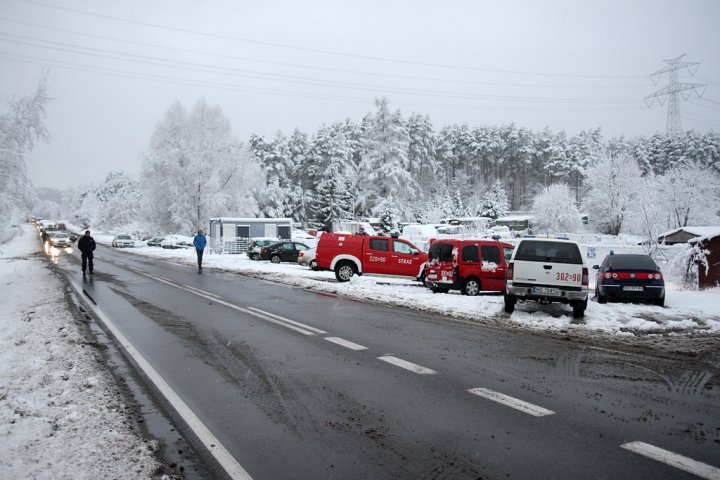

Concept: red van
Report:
left=424, top=239, right=514, bottom=295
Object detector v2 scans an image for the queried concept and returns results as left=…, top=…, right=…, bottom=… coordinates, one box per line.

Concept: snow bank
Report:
left=0, top=225, right=163, bottom=479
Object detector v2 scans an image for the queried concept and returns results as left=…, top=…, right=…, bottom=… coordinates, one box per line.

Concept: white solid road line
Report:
left=325, top=337, right=368, bottom=351
left=621, top=441, right=720, bottom=480
left=69, top=281, right=254, bottom=480
left=378, top=355, right=437, bottom=375
left=468, top=388, right=555, bottom=417
left=247, top=306, right=327, bottom=334
left=184, top=284, right=221, bottom=299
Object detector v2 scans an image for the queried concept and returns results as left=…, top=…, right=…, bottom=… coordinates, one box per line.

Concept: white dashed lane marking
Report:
left=378, top=355, right=437, bottom=375
left=183, top=284, right=221, bottom=299
left=324, top=337, right=368, bottom=351
left=247, top=307, right=327, bottom=334
left=468, top=388, right=555, bottom=417
left=621, top=441, right=720, bottom=479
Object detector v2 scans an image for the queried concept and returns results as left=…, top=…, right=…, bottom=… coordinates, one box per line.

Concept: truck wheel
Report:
left=572, top=300, right=587, bottom=319
left=461, top=278, right=481, bottom=296
left=270, top=255, right=282, bottom=264
left=334, top=261, right=356, bottom=282
left=503, top=294, right=516, bottom=313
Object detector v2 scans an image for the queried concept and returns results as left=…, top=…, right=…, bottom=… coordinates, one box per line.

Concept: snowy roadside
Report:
left=99, top=239, right=720, bottom=338
left=0, top=225, right=166, bottom=479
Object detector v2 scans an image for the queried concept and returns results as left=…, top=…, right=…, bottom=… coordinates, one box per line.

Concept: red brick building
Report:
left=689, top=231, right=720, bottom=289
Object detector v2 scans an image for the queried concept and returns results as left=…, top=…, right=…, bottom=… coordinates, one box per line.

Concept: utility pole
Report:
left=644, top=54, right=706, bottom=136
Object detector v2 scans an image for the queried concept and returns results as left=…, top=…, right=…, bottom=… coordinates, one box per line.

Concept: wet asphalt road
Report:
left=48, top=243, right=719, bottom=480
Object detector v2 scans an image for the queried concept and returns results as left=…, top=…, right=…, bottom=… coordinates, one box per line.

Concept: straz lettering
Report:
left=398, top=258, right=413, bottom=264
left=369, top=256, right=387, bottom=263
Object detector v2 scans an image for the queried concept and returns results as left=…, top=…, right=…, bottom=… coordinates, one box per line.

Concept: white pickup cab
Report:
left=504, top=239, right=589, bottom=318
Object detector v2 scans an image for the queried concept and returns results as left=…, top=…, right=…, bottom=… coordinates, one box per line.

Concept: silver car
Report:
left=297, top=247, right=317, bottom=270
left=112, top=234, right=135, bottom=248
left=49, top=232, right=71, bottom=248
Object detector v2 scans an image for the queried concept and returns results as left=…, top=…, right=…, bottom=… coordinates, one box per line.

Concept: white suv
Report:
left=504, top=239, right=589, bottom=318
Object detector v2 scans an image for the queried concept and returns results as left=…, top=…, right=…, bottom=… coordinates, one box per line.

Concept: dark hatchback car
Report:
left=260, top=241, right=310, bottom=263
left=593, top=254, right=665, bottom=306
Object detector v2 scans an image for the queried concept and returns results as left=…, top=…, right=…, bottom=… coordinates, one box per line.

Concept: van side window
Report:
left=481, top=246, right=501, bottom=264
left=461, top=245, right=479, bottom=262
left=369, top=238, right=389, bottom=252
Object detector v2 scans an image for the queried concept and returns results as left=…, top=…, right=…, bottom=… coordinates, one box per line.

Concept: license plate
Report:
left=623, top=286, right=644, bottom=291
left=534, top=287, right=560, bottom=295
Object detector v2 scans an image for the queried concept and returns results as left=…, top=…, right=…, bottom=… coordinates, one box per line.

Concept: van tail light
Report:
left=582, top=267, right=589, bottom=286
left=506, top=263, right=513, bottom=281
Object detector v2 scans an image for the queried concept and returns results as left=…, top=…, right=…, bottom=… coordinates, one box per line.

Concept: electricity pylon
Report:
left=644, top=54, right=706, bottom=136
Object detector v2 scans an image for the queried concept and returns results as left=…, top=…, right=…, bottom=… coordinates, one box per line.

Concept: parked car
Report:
left=297, top=247, right=318, bottom=270
left=260, top=241, right=310, bottom=263
left=49, top=232, right=72, bottom=248
left=504, top=238, right=589, bottom=318
left=146, top=236, right=165, bottom=247
left=161, top=235, right=194, bottom=249
left=112, top=234, right=135, bottom=248
left=424, top=239, right=514, bottom=295
left=63, top=230, right=78, bottom=242
left=246, top=237, right=280, bottom=260
left=593, top=254, right=665, bottom=306
left=315, top=233, right=428, bottom=282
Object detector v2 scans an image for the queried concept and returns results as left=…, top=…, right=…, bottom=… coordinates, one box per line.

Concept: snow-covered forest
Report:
left=12, top=93, right=720, bottom=239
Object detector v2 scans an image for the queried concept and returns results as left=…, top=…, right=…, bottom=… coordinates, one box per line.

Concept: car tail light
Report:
left=612, top=272, right=617, bottom=279
left=655, top=273, right=662, bottom=280
left=582, top=267, right=588, bottom=286
left=261, top=247, right=267, bottom=253
left=299, top=251, right=304, bottom=257
left=506, top=263, right=513, bottom=281
left=604, top=272, right=611, bottom=279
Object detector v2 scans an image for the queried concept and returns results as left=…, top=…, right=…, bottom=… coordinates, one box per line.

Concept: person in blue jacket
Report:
left=193, top=229, right=207, bottom=272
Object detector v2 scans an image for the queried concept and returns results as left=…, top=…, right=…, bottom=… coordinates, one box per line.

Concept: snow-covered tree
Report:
left=478, top=180, right=510, bottom=219
left=532, top=183, right=581, bottom=234
left=378, top=203, right=397, bottom=234
left=626, top=174, right=664, bottom=257
left=0, top=73, right=49, bottom=230
left=657, top=162, right=720, bottom=228
left=584, top=153, right=642, bottom=235
left=141, top=99, right=257, bottom=233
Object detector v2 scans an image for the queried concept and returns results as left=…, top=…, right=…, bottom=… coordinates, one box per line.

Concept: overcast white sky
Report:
left=1, top=0, right=719, bottom=189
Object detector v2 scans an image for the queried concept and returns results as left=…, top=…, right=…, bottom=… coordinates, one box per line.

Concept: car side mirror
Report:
left=411, top=249, right=419, bottom=255
left=592, top=265, right=600, bottom=270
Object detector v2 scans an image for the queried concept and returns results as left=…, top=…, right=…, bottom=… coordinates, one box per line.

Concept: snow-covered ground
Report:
left=0, top=226, right=165, bottom=479
left=101, top=238, right=720, bottom=337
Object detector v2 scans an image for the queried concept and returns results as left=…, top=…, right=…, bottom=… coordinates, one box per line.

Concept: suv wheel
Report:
left=462, top=278, right=481, bottom=296
left=334, top=261, right=356, bottom=282
left=251, top=253, right=259, bottom=261
left=503, top=294, right=516, bottom=313
left=270, top=255, right=282, bottom=264
left=572, top=299, right=587, bottom=319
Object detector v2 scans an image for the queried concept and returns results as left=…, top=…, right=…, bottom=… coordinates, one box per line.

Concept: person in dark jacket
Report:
left=77, top=230, right=96, bottom=275
left=193, top=229, right=207, bottom=272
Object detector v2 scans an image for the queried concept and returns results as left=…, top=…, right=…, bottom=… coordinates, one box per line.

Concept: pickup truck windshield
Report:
left=514, top=241, right=582, bottom=264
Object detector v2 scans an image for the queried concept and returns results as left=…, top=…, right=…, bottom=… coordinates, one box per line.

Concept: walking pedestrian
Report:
left=193, top=228, right=207, bottom=272
left=77, top=230, right=96, bottom=275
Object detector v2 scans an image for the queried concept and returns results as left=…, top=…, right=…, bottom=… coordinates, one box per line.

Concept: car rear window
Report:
left=514, top=241, right=582, bottom=264
left=118, top=235, right=131, bottom=239
left=369, top=238, right=389, bottom=252
left=607, top=255, right=657, bottom=270
left=429, top=243, right=453, bottom=262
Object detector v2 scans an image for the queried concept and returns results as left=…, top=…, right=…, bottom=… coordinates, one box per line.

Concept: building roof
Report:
left=688, top=228, right=720, bottom=244
left=209, top=217, right=292, bottom=223
left=658, top=226, right=720, bottom=240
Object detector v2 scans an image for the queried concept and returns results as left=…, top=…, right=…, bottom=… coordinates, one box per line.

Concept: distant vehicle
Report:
left=161, top=235, right=194, bottom=249
left=504, top=239, right=589, bottom=318
left=111, top=234, right=135, bottom=248
left=424, top=239, right=514, bottom=295
left=292, top=229, right=318, bottom=248
left=49, top=232, right=71, bottom=248
left=260, top=241, right=310, bottom=263
left=246, top=237, right=279, bottom=260
left=62, top=230, right=78, bottom=242
left=593, top=254, right=665, bottom=307
left=297, top=247, right=317, bottom=270
left=315, top=233, right=427, bottom=282
left=146, top=236, right=165, bottom=247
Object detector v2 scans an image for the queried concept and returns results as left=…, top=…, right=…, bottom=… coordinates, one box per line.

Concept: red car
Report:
left=315, top=233, right=428, bottom=282
left=424, top=239, right=514, bottom=295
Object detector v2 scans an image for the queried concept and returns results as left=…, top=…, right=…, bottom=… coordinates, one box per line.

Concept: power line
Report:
left=0, top=17, right=650, bottom=89
left=0, top=34, right=644, bottom=105
left=16, top=0, right=647, bottom=80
